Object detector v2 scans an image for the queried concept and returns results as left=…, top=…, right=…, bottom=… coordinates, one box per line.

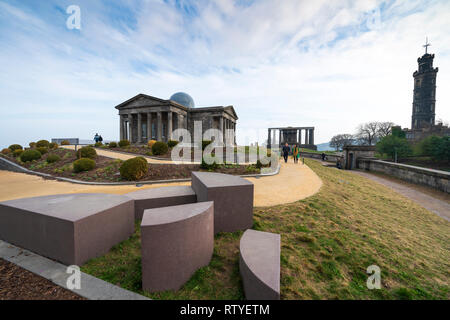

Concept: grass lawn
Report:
left=81, top=159, right=450, bottom=300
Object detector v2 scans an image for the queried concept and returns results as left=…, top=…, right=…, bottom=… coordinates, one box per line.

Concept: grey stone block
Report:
left=141, top=201, right=214, bottom=292
left=239, top=229, right=280, bottom=300
left=0, top=193, right=134, bottom=266
left=191, top=171, right=253, bottom=234
left=126, top=186, right=197, bottom=220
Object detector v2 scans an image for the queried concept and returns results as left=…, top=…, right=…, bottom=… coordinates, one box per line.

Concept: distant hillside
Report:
left=316, top=142, right=335, bottom=151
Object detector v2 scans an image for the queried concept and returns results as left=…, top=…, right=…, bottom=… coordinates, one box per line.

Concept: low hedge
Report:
left=8, top=144, right=23, bottom=152
left=119, top=157, right=148, bottom=181
left=73, top=158, right=96, bottom=173
left=152, top=141, right=168, bottom=156
left=61, top=140, right=70, bottom=145
left=1, top=148, right=11, bottom=155
left=77, top=146, right=97, bottom=159
left=36, top=140, right=50, bottom=148
left=119, top=140, right=130, bottom=148
left=13, top=149, right=23, bottom=157
left=20, top=149, right=42, bottom=162
left=148, top=140, right=157, bottom=148
left=109, top=141, right=117, bottom=148
left=168, top=140, right=179, bottom=148
left=95, top=142, right=103, bottom=147
left=49, top=142, right=58, bottom=150
left=37, top=147, right=48, bottom=155
left=46, top=154, right=61, bottom=163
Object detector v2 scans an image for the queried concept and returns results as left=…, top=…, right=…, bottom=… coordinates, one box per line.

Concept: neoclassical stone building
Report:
left=115, top=92, right=238, bottom=145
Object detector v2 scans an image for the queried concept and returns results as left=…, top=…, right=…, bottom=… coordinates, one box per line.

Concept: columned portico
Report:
left=267, top=126, right=317, bottom=150
left=116, top=93, right=238, bottom=145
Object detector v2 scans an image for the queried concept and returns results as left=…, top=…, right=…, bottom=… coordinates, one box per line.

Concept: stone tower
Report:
left=411, top=40, right=438, bottom=129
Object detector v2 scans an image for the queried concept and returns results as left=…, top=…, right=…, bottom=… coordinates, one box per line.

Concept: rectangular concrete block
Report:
left=126, top=186, right=197, bottom=220
left=0, top=193, right=135, bottom=266
left=191, top=172, right=254, bottom=234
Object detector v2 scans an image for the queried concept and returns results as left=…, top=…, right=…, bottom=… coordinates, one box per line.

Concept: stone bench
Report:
left=191, top=172, right=253, bottom=234
left=126, top=186, right=197, bottom=220
left=239, top=229, right=280, bottom=300
left=0, top=193, right=134, bottom=266
left=141, top=201, right=214, bottom=292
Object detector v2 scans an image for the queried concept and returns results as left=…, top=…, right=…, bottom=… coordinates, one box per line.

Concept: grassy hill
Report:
left=82, top=159, right=450, bottom=300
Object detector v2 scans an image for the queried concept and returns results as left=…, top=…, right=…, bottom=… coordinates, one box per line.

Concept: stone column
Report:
left=137, top=113, right=142, bottom=143
left=167, top=111, right=173, bottom=141
left=120, top=115, right=124, bottom=141
left=147, top=113, right=152, bottom=141
left=278, top=129, right=281, bottom=146
left=267, top=129, right=271, bottom=148
left=233, top=122, right=237, bottom=145
left=129, top=114, right=134, bottom=143
left=305, top=130, right=309, bottom=146
left=157, top=112, right=162, bottom=141
left=298, top=129, right=302, bottom=145
left=219, top=117, right=224, bottom=144
left=309, top=129, right=314, bottom=145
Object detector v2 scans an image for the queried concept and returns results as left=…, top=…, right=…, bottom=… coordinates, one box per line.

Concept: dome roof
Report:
left=170, top=92, right=195, bottom=108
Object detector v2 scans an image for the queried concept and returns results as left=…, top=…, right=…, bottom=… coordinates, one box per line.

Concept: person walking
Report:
left=282, top=143, right=290, bottom=163
left=93, top=133, right=99, bottom=143
left=293, top=144, right=299, bottom=163
left=99, top=135, right=103, bottom=144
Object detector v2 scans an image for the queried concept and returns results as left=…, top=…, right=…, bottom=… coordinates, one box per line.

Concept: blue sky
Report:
left=0, top=0, right=449, bottom=147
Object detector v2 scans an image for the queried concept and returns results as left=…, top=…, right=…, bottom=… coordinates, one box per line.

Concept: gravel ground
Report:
left=0, top=258, right=85, bottom=300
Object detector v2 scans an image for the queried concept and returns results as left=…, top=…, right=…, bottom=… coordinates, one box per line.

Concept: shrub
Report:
left=29, top=142, right=36, bottom=148
left=73, top=158, right=96, bottom=173
left=148, top=140, right=157, bottom=148
left=36, top=140, right=50, bottom=148
left=168, top=140, right=179, bottom=148
left=1, top=148, right=11, bottom=155
left=20, top=149, right=42, bottom=162
left=95, top=142, right=103, bottom=147
left=8, top=144, right=23, bottom=152
left=61, top=140, right=70, bottom=145
left=376, top=135, right=412, bottom=159
left=49, top=142, right=58, bottom=150
left=13, top=149, right=23, bottom=157
left=152, top=141, right=168, bottom=156
left=202, top=140, right=212, bottom=151
left=119, top=157, right=148, bottom=181
left=46, top=154, right=61, bottom=163
left=108, top=141, right=117, bottom=148
left=37, top=147, right=48, bottom=155
left=119, top=140, right=130, bottom=148
left=200, top=156, right=220, bottom=171
left=77, top=146, right=97, bottom=159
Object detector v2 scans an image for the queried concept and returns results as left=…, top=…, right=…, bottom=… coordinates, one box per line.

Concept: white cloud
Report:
left=0, top=0, right=449, bottom=148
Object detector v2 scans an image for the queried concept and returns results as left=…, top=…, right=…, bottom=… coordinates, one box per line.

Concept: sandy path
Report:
left=0, top=160, right=322, bottom=207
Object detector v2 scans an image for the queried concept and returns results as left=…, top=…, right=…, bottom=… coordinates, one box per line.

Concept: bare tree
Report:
left=330, top=134, right=355, bottom=151
left=377, top=122, right=395, bottom=138
left=355, top=122, right=380, bottom=145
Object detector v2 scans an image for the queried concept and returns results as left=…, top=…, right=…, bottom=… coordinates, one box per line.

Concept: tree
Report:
left=355, top=122, right=380, bottom=145
left=330, top=134, right=354, bottom=151
left=433, top=136, right=450, bottom=162
left=377, top=122, right=395, bottom=138
left=355, top=121, right=398, bottom=145
left=376, top=135, right=412, bottom=160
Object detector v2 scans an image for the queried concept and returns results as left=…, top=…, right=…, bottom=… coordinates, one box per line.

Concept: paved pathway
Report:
left=353, top=170, right=450, bottom=222
left=0, top=161, right=322, bottom=207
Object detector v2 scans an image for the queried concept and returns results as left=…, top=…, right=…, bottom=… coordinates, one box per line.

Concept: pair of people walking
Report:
left=282, top=143, right=301, bottom=163
left=94, top=133, right=103, bottom=144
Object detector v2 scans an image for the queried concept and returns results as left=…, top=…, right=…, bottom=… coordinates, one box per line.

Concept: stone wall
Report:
left=358, top=158, right=449, bottom=193
left=298, top=151, right=343, bottom=163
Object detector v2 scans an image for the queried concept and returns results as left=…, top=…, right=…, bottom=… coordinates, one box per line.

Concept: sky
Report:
left=0, top=0, right=449, bottom=148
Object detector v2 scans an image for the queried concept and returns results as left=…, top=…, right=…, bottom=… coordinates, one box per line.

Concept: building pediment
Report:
left=115, top=94, right=169, bottom=110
